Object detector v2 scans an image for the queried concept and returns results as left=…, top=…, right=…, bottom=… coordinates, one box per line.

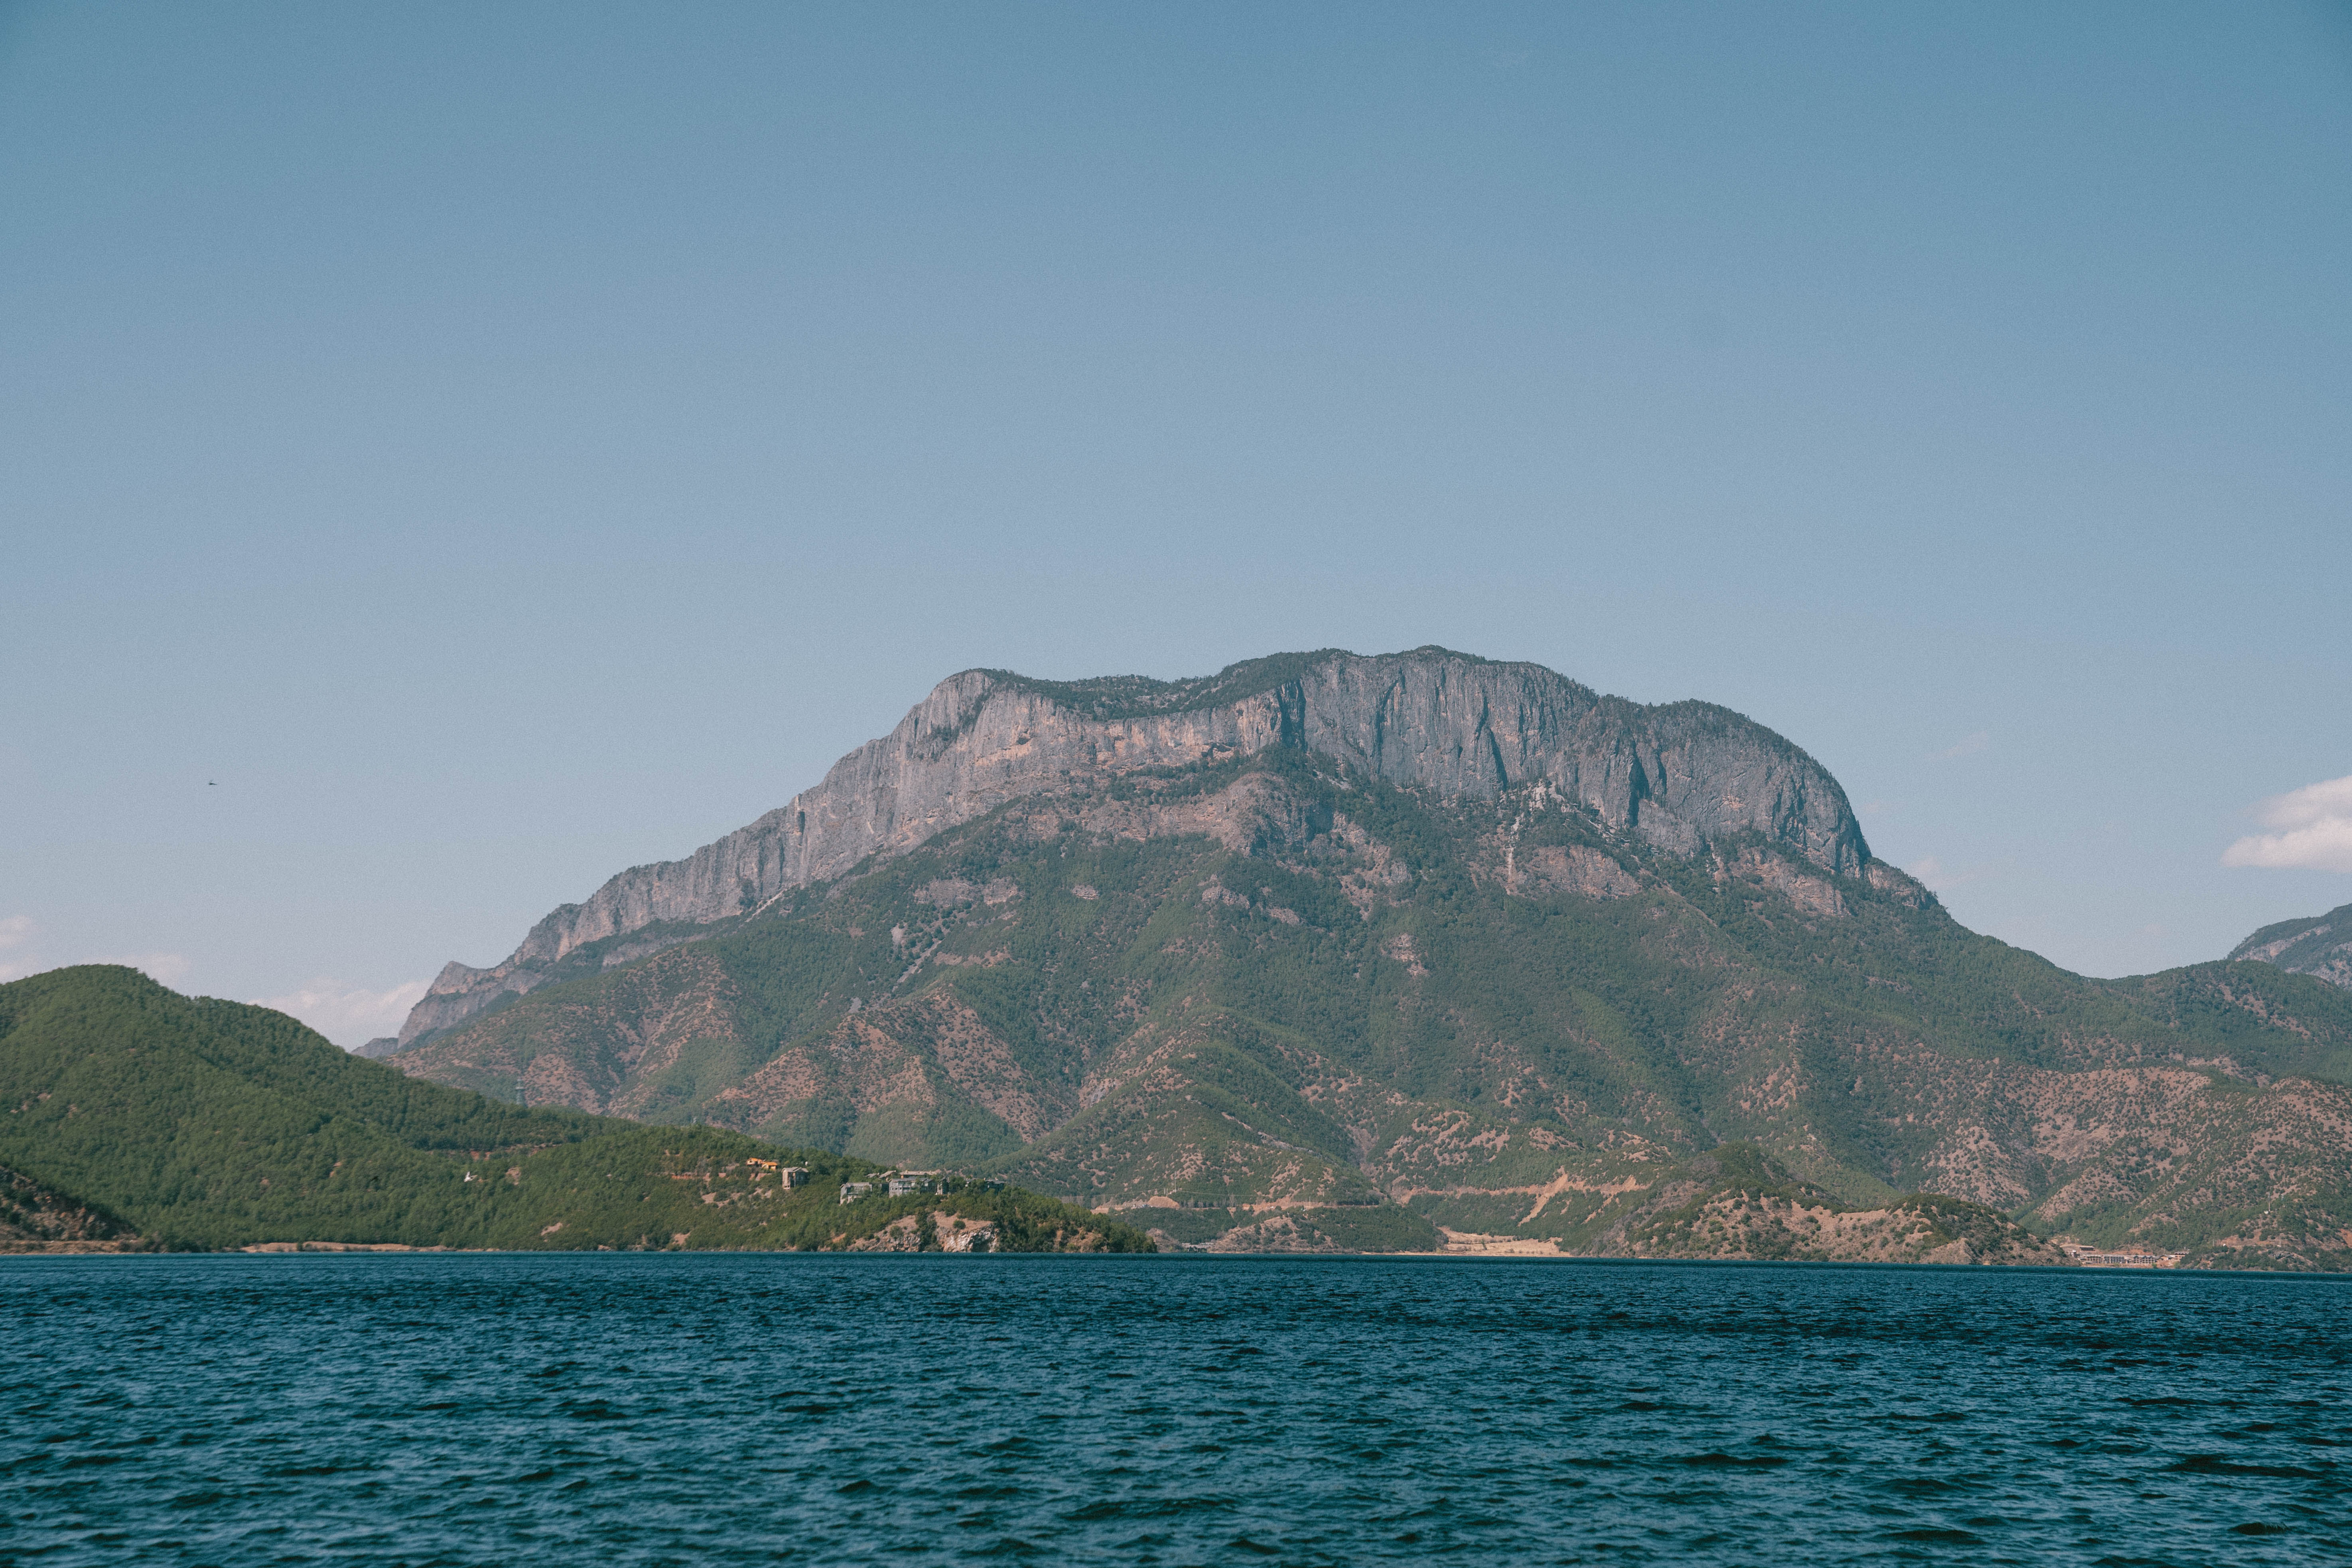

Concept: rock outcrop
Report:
left=395, top=649, right=1867, bottom=1047
left=0, top=1164, right=140, bottom=1250
left=1567, top=1146, right=2070, bottom=1266
left=2231, top=903, right=2352, bottom=990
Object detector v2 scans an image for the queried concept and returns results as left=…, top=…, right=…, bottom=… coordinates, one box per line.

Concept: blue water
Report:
left=4, top=1256, right=2346, bottom=1565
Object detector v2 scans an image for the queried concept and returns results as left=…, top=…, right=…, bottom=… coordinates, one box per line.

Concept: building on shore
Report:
left=2059, top=1242, right=2188, bottom=1268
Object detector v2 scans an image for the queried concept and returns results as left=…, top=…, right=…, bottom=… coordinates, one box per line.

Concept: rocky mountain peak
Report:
left=394, top=648, right=1868, bottom=1046
left=2229, top=903, right=2352, bottom=990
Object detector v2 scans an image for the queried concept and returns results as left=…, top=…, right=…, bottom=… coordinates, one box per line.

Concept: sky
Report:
left=4, top=2, right=2348, bottom=1045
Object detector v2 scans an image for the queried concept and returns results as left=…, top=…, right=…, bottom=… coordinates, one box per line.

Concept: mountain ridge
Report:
left=2230, top=901, right=2352, bottom=991
left=397, top=648, right=1869, bottom=1047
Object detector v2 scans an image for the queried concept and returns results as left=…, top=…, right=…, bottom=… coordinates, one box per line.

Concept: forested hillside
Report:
left=0, top=967, right=1149, bottom=1253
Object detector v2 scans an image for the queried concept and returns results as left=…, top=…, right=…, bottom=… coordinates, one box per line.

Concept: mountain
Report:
left=393, top=649, right=1865, bottom=1047
left=385, top=649, right=2352, bottom=1270
left=2231, top=903, right=2352, bottom=990
left=0, top=966, right=1150, bottom=1253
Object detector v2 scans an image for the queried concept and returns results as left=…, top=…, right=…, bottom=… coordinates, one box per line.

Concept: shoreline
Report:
left=6, top=1244, right=2345, bottom=1275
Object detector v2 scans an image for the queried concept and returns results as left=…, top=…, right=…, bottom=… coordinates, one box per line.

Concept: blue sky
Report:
left=4, top=2, right=2348, bottom=1043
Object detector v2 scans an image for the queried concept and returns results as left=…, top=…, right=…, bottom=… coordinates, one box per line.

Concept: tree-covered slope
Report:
left=392, top=752, right=2352, bottom=1268
left=0, top=967, right=1149, bottom=1253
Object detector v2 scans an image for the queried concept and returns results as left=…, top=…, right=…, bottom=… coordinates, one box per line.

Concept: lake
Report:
left=4, top=1255, right=2345, bottom=1564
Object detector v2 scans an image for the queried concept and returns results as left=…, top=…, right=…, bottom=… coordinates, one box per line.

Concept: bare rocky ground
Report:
left=0, top=1164, right=147, bottom=1252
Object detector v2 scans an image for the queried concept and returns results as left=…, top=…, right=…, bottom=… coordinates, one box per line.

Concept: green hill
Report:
left=0, top=966, right=1151, bottom=1253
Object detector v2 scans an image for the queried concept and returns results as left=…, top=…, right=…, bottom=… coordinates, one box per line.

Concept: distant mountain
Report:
left=0, top=966, right=1150, bottom=1253
left=2230, top=903, right=2352, bottom=990
left=386, top=649, right=2352, bottom=1269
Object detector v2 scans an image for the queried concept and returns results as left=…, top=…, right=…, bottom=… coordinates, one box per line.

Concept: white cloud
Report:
left=0, top=928, right=193, bottom=989
left=100, top=953, right=195, bottom=986
left=2222, top=773, right=2352, bottom=874
left=1932, top=731, right=1990, bottom=761
left=250, top=978, right=430, bottom=1048
left=1906, top=855, right=1991, bottom=892
left=0, top=916, right=33, bottom=981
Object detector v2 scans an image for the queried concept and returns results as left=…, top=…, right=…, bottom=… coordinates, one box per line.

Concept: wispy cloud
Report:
left=1907, top=855, right=1992, bottom=893
left=2222, top=773, right=2352, bottom=874
left=0, top=923, right=194, bottom=988
left=99, top=953, right=194, bottom=985
left=250, top=978, right=430, bottom=1048
left=1932, top=730, right=1990, bottom=761
left=0, top=915, right=33, bottom=981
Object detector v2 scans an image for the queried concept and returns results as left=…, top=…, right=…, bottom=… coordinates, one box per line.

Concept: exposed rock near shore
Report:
left=1416, top=1146, right=2067, bottom=1265
left=0, top=1164, right=142, bottom=1249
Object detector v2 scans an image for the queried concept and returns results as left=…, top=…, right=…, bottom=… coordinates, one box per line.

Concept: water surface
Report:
left=5, top=1255, right=2346, bottom=1564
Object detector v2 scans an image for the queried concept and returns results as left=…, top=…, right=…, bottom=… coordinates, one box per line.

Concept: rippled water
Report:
left=4, top=1256, right=2347, bottom=1565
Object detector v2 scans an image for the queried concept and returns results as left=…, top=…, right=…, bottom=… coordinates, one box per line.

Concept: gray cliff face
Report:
left=2230, top=904, right=2352, bottom=990
left=395, top=648, right=1869, bottom=1046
